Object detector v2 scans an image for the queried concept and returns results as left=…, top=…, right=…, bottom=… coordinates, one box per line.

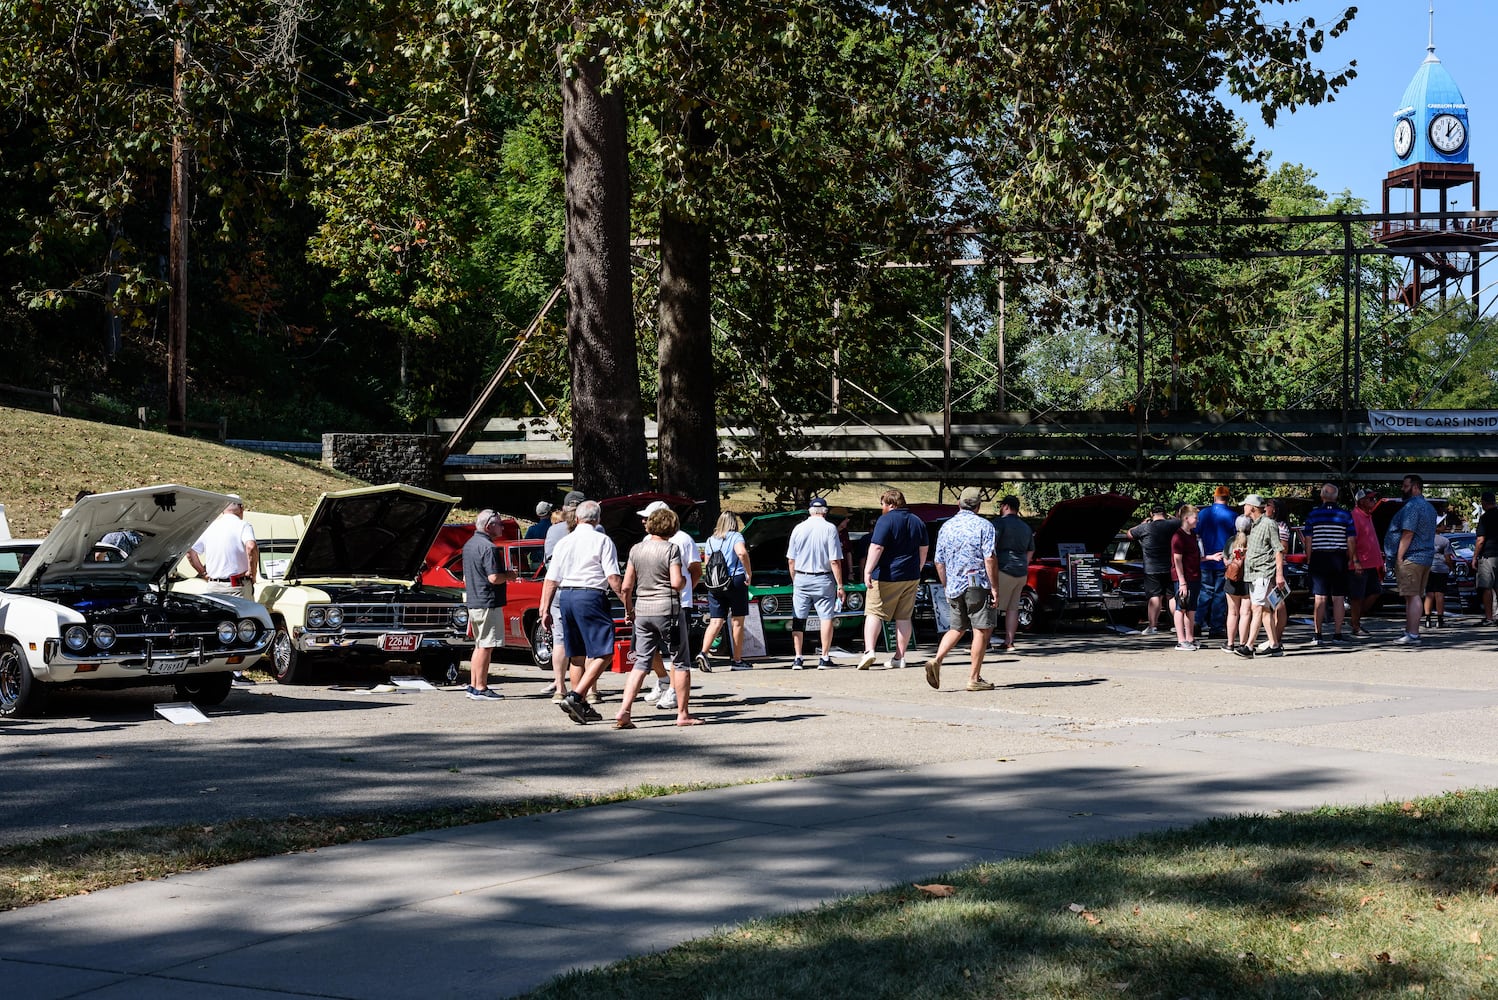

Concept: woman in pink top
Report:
left=1349, top=490, right=1384, bottom=638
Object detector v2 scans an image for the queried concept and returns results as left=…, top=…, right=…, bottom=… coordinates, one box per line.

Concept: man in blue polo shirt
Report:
left=1194, top=486, right=1237, bottom=639
left=857, top=488, right=928, bottom=671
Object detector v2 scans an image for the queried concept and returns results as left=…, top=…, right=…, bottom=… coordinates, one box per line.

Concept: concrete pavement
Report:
left=4, top=618, right=1498, bottom=998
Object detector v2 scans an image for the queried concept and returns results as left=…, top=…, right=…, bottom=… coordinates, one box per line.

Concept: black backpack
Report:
left=702, top=538, right=732, bottom=592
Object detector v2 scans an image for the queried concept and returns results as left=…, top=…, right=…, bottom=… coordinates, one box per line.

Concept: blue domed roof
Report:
left=1392, top=39, right=1470, bottom=167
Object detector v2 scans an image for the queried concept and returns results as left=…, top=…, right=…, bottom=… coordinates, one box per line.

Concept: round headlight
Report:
left=325, top=606, right=344, bottom=628
left=759, top=594, right=780, bottom=615
left=93, top=625, right=116, bottom=649
left=216, top=621, right=237, bottom=643
left=237, top=619, right=258, bottom=642
left=65, top=625, right=90, bottom=651
left=307, top=606, right=326, bottom=628
left=845, top=591, right=864, bottom=612
left=451, top=607, right=469, bottom=628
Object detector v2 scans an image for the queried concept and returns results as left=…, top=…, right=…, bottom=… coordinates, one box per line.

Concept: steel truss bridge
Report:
left=438, top=210, right=1498, bottom=495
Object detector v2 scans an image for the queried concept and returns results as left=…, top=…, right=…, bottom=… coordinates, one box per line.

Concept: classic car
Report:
left=421, top=527, right=554, bottom=666
left=917, top=494, right=1140, bottom=634
left=0, top=486, right=273, bottom=717
left=736, top=509, right=867, bottom=639
left=176, top=484, right=473, bottom=685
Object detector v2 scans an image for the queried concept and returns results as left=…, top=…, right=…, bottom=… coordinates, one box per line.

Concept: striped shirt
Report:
left=1303, top=503, right=1356, bottom=554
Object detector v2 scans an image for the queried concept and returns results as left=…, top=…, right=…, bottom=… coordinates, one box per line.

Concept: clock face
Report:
left=1394, top=117, right=1415, bottom=158
left=1430, top=113, right=1467, bottom=154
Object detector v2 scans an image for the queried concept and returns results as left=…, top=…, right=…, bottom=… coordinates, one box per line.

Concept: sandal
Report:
left=675, top=717, right=704, bottom=727
left=613, top=716, right=635, bottom=730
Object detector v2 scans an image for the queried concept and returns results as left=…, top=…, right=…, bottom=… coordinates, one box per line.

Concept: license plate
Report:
left=381, top=633, right=421, bottom=652
left=147, top=657, right=188, bottom=675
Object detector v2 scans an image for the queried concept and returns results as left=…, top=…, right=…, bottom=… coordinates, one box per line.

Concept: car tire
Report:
left=269, top=621, right=308, bottom=685
left=1016, top=590, right=1039, bottom=633
left=524, top=614, right=550, bottom=669
left=0, top=638, right=48, bottom=718
left=421, top=653, right=464, bottom=687
left=174, top=671, right=233, bottom=707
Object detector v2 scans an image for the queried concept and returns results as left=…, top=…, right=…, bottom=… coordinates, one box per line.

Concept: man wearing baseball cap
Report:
left=526, top=501, right=553, bottom=540
left=1236, top=494, right=1286, bottom=658
left=461, top=509, right=508, bottom=699
left=785, top=497, right=845, bottom=669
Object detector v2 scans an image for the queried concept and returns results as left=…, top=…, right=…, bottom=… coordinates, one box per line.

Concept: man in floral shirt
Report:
left=923, top=487, right=1000, bottom=693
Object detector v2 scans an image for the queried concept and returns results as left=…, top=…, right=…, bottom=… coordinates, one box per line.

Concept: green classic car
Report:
left=739, top=510, right=866, bottom=637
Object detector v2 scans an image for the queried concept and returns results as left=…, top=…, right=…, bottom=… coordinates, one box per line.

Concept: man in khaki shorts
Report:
left=461, top=509, right=509, bottom=700
left=991, top=496, right=1034, bottom=651
left=857, top=489, right=928, bottom=670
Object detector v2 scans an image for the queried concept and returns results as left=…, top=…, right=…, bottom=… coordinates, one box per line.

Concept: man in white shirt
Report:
left=785, top=497, right=845, bottom=669
left=540, top=500, right=626, bottom=724
left=187, top=496, right=258, bottom=599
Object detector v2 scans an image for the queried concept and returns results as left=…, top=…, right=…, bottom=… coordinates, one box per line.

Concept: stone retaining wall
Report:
left=322, top=433, right=443, bottom=490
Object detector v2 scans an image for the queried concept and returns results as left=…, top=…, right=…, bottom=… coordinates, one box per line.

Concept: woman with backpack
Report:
left=698, top=511, right=754, bottom=671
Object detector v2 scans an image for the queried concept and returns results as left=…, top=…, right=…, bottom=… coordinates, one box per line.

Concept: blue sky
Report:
left=1234, top=1, right=1495, bottom=210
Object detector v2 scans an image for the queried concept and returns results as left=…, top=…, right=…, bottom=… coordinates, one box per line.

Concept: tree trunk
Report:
left=561, top=42, right=647, bottom=497
left=658, top=199, right=718, bottom=520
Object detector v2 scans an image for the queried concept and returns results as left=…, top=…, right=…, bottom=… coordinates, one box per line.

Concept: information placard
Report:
left=1066, top=553, right=1106, bottom=601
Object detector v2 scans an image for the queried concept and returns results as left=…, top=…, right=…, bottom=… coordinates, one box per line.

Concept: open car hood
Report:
left=1031, top=493, right=1138, bottom=559
left=285, top=484, right=458, bottom=582
left=597, top=492, right=701, bottom=554
left=12, top=485, right=236, bottom=589
left=742, top=510, right=810, bottom=550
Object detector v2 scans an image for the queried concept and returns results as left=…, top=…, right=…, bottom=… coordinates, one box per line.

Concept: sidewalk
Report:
left=5, top=626, right=1498, bottom=998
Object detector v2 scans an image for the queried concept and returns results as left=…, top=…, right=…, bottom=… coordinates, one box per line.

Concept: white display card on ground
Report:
left=154, top=702, right=211, bottom=725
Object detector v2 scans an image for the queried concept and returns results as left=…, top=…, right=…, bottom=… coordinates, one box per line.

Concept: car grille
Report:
left=337, top=603, right=454, bottom=629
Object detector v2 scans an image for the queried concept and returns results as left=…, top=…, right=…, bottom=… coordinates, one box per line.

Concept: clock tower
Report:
left=1378, top=4, right=1489, bottom=308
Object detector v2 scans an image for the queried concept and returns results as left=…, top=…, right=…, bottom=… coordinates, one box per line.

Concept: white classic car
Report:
left=0, top=486, right=273, bottom=717
left=175, top=483, right=473, bottom=685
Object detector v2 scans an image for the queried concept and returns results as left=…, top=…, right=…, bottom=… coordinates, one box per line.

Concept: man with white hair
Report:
left=1303, top=482, right=1357, bottom=645
left=541, top=499, right=626, bottom=724
left=785, top=496, right=845, bottom=669
left=187, top=495, right=257, bottom=599
left=461, top=509, right=508, bottom=700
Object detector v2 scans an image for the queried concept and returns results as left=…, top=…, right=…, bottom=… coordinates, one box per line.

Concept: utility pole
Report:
left=166, top=20, right=190, bottom=433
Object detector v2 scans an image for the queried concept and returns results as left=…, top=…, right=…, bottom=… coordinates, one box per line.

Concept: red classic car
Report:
left=420, top=493, right=704, bottom=667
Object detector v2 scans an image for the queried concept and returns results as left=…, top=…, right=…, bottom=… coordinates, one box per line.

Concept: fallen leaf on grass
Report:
left=1374, top=951, right=1393, bottom=964
left=1360, top=860, right=1375, bottom=868
left=914, top=883, right=956, bottom=897
left=1435, top=903, right=1447, bottom=912
left=1469, top=931, right=1483, bottom=945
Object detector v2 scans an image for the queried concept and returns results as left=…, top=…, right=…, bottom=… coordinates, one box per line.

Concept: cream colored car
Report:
left=177, top=484, right=472, bottom=685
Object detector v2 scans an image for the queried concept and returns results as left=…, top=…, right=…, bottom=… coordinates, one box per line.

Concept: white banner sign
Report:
left=1369, top=410, right=1498, bottom=433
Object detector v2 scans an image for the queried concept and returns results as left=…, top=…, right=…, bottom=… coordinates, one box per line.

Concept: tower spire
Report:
left=1427, top=2, right=1436, bottom=60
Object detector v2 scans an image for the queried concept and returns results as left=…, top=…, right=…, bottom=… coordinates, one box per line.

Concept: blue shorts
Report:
left=706, top=578, right=750, bottom=618
left=792, top=573, right=838, bottom=621
left=558, top=589, right=616, bottom=659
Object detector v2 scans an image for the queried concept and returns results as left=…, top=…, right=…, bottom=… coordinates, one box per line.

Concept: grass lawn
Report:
left=528, top=791, right=1498, bottom=1000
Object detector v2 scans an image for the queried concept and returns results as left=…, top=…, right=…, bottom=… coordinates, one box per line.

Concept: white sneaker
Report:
left=856, top=651, right=878, bottom=671
left=1141, top=626, right=1159, bottom=635
left=1256, top=640, right=1273, bottom=654
left=887, top=657, right=905, bottom=669
left=639, top=686, right=660, bottom=702
left=655, top=688, right=678, bottom=710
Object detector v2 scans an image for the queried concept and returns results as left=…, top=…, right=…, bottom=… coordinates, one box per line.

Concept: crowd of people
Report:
left=454, top=472, right=1484, bottom=725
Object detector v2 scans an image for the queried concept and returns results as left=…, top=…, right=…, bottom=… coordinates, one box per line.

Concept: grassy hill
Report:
left=0, top=407, right=370, bottom=537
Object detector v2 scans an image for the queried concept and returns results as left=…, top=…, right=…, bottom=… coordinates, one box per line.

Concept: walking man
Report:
left=924, top=487, right=999, bottom=692
left=785, top=497, right=845, bottom=669
left=991, top=495, right=1034, bottom=652
left=1473, top=491, right=1498, bottom=624
left=857, top=489, right=928, bottom=670
left=1390, top=473, right=1438, bottom=646
left=1129, top=505, right=1181, bottom=633
left=1195, top=486, right=1236, bottom=639
left=541, top=500, right=627, bottom=724
left=460, top=509, right=508, bottom=700
left=1304, top=483, right=1357, bottom=645
left=1235, top=494, right=1286, bottom=658
left=186, top=495, right=258, bottom=599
